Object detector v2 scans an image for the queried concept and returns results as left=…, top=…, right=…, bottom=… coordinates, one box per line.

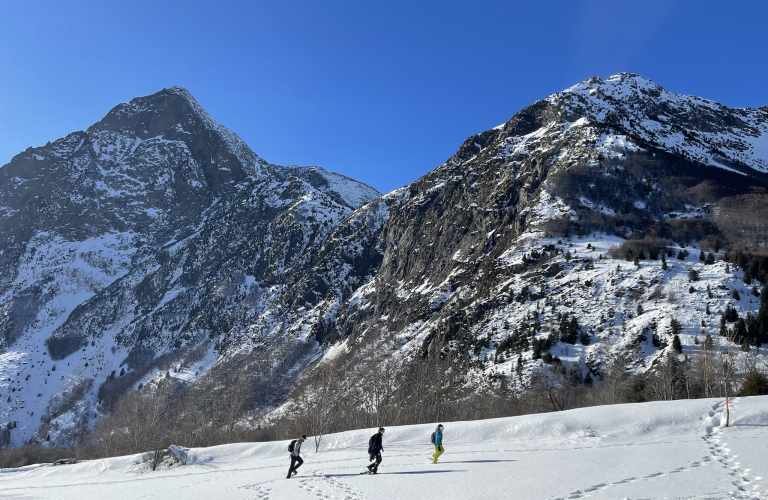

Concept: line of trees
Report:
left=2, top=327, right=767, bottom=469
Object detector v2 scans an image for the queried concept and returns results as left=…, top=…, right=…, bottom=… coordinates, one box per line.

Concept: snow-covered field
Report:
left=2, top=397, right=766, bottom=499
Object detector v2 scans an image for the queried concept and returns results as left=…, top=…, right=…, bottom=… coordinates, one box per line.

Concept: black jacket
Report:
left=369, top=432, right=384, bottom=454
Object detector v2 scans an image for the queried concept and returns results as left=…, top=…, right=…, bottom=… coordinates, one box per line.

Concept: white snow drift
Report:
left=1, top=396, right=766, bottom=499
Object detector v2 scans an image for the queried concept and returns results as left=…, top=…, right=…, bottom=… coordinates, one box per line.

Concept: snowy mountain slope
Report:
left=275, top=73, right=768, bottom=404
left=281, top=166, right=383, bottom=210
left=0, top=88, right=380, bottom=447
left=1, top=396, right=766, bottom=499
left=551, top=73, right=768, bottom=175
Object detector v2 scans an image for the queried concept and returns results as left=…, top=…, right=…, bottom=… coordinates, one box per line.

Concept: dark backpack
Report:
left=368, top=434, right=377, bottom=454
left=430, top=431, right=436, bottom=444
left=288, top=439, right=297, bottom=453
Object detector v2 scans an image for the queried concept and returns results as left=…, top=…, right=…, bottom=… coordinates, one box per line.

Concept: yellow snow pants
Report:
left=432, top=445, right=444, bottom=463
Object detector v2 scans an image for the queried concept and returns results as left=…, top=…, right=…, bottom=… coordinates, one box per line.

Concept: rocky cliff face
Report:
left=1, top=74, right=766, bottom=447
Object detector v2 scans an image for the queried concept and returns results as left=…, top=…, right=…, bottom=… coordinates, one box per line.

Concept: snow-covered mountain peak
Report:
left=89, top=87, right=267, bottom=179
left=541, top=73, right=768, bottom=175
left=280, top=165, right=381, bottom=210
left=164, top=87, right=268, bottom=177
left=575, top=72, right=659, bottom=91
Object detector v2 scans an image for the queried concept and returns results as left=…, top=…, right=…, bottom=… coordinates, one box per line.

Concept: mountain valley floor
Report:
left=1, top=397, right=766, bottom=499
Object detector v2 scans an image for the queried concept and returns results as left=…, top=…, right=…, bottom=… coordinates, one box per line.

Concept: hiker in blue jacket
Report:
left=431, top=424, right=444, bottom=463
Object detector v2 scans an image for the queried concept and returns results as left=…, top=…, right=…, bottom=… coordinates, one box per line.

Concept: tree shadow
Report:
left=377, top=470, right=466, bottom=475
left=325, top=470, right=464, bottom=478
left=438, top=460, right=517, bottom=464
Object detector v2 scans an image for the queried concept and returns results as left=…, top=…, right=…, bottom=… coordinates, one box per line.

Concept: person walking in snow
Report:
left=431, top=424, right=444, bottom=464
left=287, top=434, right=306, bottom=479
left=366, top=427, right=385, bottom=474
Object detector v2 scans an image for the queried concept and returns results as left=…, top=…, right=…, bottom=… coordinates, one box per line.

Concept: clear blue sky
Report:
left=1, top=0, right=766, bottom=194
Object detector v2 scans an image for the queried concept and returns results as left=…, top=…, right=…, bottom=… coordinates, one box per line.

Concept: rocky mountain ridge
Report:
left=1, top=74, right=767, bottom=447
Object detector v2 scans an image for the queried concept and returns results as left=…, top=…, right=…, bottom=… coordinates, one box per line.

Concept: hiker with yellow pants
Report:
left=431, top=424, right=444, bottom=463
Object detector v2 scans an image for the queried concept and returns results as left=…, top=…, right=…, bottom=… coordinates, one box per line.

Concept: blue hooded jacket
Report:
left=434, top=427, right=443, bottom=447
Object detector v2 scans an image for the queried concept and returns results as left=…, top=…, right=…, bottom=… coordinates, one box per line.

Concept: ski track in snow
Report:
left=704, top=400, right=765, bottom=499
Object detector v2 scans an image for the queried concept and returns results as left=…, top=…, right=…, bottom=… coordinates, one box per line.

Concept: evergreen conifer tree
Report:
left=741, top=339, right=750, bottom=352
left=672, top=334, right=683, bottom=354
left=741, top=370, right=768, bottom=396
left=743, top=270, right=752, bottom=285
left=670, top=318, right=682, bottom=336
left=757, top=285, right=768, bottom=343
left=703, top=334, right=715, bottom=350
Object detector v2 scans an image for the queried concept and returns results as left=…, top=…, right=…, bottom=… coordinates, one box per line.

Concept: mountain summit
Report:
left=552, top=73, right=768, bottom=174
left=90, top=86, right=267, bottom=181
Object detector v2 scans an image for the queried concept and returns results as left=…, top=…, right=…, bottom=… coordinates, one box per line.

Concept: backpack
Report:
left=368, top=434, right=377, bottom=454
left=430, top=431, right=436, bottom=444
left=288, top=439, right=297, bottom=453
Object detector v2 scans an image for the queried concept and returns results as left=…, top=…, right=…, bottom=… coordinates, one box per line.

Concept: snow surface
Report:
left=1, top=397, right=766, bottom=499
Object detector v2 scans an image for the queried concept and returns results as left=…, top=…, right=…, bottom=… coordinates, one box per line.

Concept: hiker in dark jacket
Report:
left=287, top=434, right=307, bottom=478
left=366, top=427, right=385, bottom=473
